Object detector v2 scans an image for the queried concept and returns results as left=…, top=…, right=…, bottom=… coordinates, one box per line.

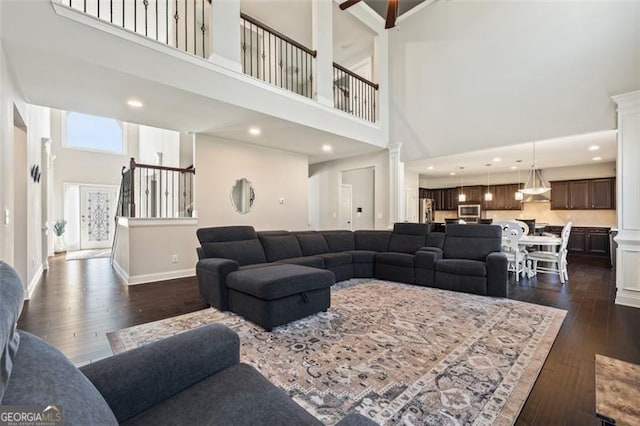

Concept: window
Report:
left=65, top=112, right=125, bottom=154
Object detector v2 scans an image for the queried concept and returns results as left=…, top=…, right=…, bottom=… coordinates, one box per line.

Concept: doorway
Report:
left=64, top=184, right=117, bottom=251
left=13, top=108, right=28, bottom=284
left=341, top=167, right=375, bottom=230
left=339, top=184, right=353, bottom=230
left=405, top=188, right=418, bottom=222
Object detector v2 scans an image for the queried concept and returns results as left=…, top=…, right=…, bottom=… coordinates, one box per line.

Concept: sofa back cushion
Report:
left=197, top=226, right=267, bottom=266
left=387, top=223, right=431, bottom=254
left=354, top=231, right=392, bottom=252
left=321, top=231, right=356, bottom=252
left=443, top=224, right=502, bottom=261
left=426, top=232, right=446, bottom=250
left=295, top=232, right=330, bottom=256
left=2, top=331, right=118, bottom=425
left=258, top=232, right=304, bottom=262
left=0, top=262, right=23, bottom=401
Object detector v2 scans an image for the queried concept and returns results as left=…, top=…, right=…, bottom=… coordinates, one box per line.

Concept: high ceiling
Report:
left=363, top=0, right=427, bottom=20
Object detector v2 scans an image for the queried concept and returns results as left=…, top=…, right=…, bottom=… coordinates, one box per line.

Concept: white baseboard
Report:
left=615, top=289, right=640, bottom=309
left=25, top=265, right=44, bottom=300
left=111, top=261, right=195, bottom=286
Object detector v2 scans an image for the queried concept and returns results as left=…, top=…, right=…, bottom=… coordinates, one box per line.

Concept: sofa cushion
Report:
left=392, top=222, right=431, bottom=235
left=387, top=223, right=430, bottom=254
left=318, top=252, right=352, bottom=268
left=275, top=256, right=324, bottom=269
left=376, top=252, right=415, bottom=267
left=347, top=250, right=377, bottom=263
left=0, top=261, right=24, bottom=401
left=227, top=265, right=334, bottom=300
left=197, top=226, right=258, bottom=244
left=443, top=224, right=502, bottom=261
left=295, top=232, right=330, bottom=256
left=436, top=259, right=487, bottom=276
left=259, top=234, right=304, bottom=262
left=354, top=231, right=391, bottom=252
left=201, top=240, right=267, bottom=266
left=2, top=331, right=118, bottom=425
left=321, top=231, right=356, bottom=252
left=122, top=363, right=322, bottom=426
left=426, top=232, right=446, bottom=250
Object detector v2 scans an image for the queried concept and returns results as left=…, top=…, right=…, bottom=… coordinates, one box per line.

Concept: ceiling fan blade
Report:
left=340, top=0, right=362, bottom=10
left=385, top=0, right=398, bottom=29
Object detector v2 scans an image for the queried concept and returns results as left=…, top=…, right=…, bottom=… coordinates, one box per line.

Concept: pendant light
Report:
left=484, top=163, right=493, bottom=201
left=514, top=160, right=524, bottom=201
left=458, top=167, right=466, bottom=202
left=522, top=142, right=550, bottom=195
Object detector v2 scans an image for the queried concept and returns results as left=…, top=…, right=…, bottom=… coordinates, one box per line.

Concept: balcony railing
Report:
left=118, top=158, right=195, bottom=219
left=333, top=62, right=378, bottom=123
left=61, top=0, right=210, bottom=58
left=240, top=12, right=316, bottom=99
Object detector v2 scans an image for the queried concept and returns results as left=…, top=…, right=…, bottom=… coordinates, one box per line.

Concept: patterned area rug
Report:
left=108, top=281, right=566, bottom=425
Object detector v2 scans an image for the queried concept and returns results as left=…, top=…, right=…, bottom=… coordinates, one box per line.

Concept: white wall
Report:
left=195, top=135, right=309, bottom=231
left=309, top=150, right=389, bottom=230
left=342, top=167, right=374, bottom=230
left=390, top=1, right=640, bottom=161
left=179, top=132, right=194, bottom=168
left=0, top=43, right=50, bottom=297
left=420, top=162, right=617, bottom=189
left=404, top=169, right=419, bottom=222
left=138, top=125, right=180, bottom=167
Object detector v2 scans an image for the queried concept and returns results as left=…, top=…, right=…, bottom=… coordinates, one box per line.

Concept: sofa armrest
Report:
left=81, top=323, right=239, bottom=424
left=335, top=413, right=379, bottom=426
left=414, top=248, right=443, bottom=270
left=486, top=251, right=508, bottom=298
left=196, top=258, right=239, bottom=310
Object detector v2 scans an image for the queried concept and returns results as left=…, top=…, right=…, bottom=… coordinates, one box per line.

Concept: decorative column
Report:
left=389, top=143, right=404, bottom=226
left=312, top=0, right=333, bottom=107
left=612, top=90, right=640, bottom=309
left=208, top=0, right=242, bottom=72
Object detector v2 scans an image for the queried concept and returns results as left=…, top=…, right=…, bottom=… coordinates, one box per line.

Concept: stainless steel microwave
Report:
left=458, top=204, right=481, bottom=218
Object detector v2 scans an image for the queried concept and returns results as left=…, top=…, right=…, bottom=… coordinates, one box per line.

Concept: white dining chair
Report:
left=495, top=220, right=527, bottom=281
left=527, top=222, right=573, bottom=284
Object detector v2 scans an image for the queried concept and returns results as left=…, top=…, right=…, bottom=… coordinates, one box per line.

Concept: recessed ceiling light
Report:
left=127, top=99, right=143, bottom=108
left=322, top=144, right=333, bottom=153
left=588, top=145, right=600, bottom=151
left=249, top=127, right=261, bottom=136
left=450, top=172, right=456, bottom=176
left=592, top=156, right=602, bottom=161
left=427, top=166, right=434, bottom=170
left=493, top=157, right=501, bottom=162
left=510, top=166, right=518, bottom=170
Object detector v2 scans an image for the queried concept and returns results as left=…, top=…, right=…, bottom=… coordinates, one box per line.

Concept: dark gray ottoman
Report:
left=226, top=264, right=334, bottom=331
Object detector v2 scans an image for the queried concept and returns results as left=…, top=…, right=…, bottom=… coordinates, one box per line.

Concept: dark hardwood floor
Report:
left=18, top=254, right=640, bottom=425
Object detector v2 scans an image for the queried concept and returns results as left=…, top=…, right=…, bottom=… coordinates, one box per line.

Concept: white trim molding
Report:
left=112, top=260, right=195, bottom=286
left=25, top=264, right=44, bottom=301
left=612, top=89, right=640, bottom=308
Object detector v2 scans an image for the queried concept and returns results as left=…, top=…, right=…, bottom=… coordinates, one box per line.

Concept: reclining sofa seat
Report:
left=375, top=223, right=432, bottom=284
left=1, top=262, right=377, bottom=426
left=415, top=224, right=508, bottom=297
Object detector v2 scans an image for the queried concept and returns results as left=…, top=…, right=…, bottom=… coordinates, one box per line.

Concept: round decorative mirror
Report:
left=230, top=178, right=255, bottom=214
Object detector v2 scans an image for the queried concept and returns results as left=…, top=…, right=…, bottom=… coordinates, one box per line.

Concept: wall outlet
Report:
left=279, top=197, right=285, bottom=205
left=171, top=254, right=179, bottom=263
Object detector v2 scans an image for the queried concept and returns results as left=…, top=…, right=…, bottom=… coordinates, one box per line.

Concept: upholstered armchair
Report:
left=414, top=224, right=508, bottom=297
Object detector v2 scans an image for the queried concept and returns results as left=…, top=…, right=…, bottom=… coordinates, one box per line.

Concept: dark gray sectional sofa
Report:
left=1, top=261, right=375, bottom=426
left=196, top=223, right=508, bottom=330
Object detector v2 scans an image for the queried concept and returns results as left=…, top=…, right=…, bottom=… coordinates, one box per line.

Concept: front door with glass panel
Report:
left=80, top=186, right=117, bottom=249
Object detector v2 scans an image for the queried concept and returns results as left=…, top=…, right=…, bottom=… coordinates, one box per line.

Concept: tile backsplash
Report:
left=435, top=203, right=616, bottom=228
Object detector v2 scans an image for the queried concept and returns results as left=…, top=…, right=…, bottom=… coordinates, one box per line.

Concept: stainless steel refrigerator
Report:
left=419, top=199, right=434, bottom=223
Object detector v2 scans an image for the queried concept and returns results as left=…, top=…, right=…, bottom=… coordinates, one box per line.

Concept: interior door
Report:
left=339, top=184, right=353, bottom=230
left=80, top=186, right=117, bottom=250
left=405, top=189, right=418, bottom=222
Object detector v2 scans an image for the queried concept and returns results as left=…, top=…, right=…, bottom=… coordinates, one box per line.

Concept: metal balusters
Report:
left=239, top=13, right=316, bottom=99
left=332, top=62, right=378, bottom=122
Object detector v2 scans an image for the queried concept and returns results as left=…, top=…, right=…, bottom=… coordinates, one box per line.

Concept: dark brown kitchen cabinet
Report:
left=544, top=226, right=611, bottom=257
left=483, top=184, right=522, bottom=210
left=551, top=178, right=615, bottom=210
left=591, top=178, right=615, bottom=209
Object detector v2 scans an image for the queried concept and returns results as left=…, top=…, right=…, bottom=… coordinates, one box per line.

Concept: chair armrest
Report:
left=486, top=251, right=508, bottom=298
left=415, top=248, right=443, bottom=270
left=196, top=258, right=239, bottom=310
left=81, top=323, right=239, bottom=424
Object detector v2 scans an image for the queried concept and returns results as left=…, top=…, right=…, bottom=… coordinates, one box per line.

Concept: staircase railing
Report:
left=240, top=12, right=316, bottom=99
left=118, top=157, right=195, bottom=219
left=333, top=62, right=378, bottom=122
left=60, top=0, right=210, bottom=58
